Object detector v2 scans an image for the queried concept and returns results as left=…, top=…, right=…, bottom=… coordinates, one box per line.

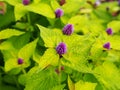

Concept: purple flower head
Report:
left=63, top=24, right=74, bottom=35
left=106, top=28, right=113, bottom=35
left=22, top=0, right=30, bottom=5
left=103, top=42, right=111, bottom=50
left=18, top=58, right=24, bottom=65
left=55, top=8, right=64, bottom=18
left=56, top=42, right=67, bottom=55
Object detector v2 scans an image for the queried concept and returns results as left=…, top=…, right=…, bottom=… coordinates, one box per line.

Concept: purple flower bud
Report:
left=55, top=68, right=60, bottom=74
left=61, top=66, right=64, bottom=70
left=18, top=58, right=24, bottom=64
left=103, top=42, right=111, bottom=50
left=63, top=24, right=74, bottom=35
left=55, top=66, right=64, bottom=74
left=106, top=28, right=113, bottom=35
left=55, top=8, right=64, bottom=18
left=56, top=42, right=67, bottom=55
left=59, top=0, right=66, bottom=6
left=22, top=0, right=30, bottom=5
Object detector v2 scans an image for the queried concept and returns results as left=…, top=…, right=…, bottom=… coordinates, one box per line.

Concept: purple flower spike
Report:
left=22, top=0, right=30, bottom=5
left=63, top=24, right=74, bottom=35
left=18, top=58, right=24, bottom=65
left=55, top=8, right=64, bottom=18
left=106, top=28, right=113, bottom=35
left=56, top=42, right=67, bottom=55
left=103, top=42, right=111, bottom=50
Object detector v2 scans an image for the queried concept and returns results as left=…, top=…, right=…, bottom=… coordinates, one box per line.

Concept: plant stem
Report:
left=22, top=68, right=27, bottom=74
left=13, top=76, right=21, bottom=90
left=27, top=12, right=31, bottom=25
left=58, top=59, right=61, bottom=85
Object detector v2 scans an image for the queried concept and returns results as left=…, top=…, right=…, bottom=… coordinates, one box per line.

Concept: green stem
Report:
left=13, top=76, right=21, bottom=90
left=22, top=68, right=27, bottom=74
left=27, top=12, right=31, bottom=25
left=58, top=59, right=61, bottom=85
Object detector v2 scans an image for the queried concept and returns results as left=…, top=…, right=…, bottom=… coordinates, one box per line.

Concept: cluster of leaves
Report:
left=0, top=0, right=120, bottom=90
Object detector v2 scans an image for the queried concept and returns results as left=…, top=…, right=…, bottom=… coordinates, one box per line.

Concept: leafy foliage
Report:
left=0, top=0, right=120, bottom=90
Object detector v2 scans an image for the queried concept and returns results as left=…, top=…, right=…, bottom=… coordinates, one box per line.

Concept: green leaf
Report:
left=26, top=3, right=55, bottom=18
left=12, top=32, right=31, bottom=49
left=33, top=49, right=42, bottom=63
left=0, top=84, right=18, bottom=90
left=62, top=36, right=93, bottom=73
left=75, top=80, right=97, bottom=90
left=18, top=38, right=38, bottom=61
left=105, top=35, right=120, bottom=50
left=37, top=24, right=62, bottom=47
left=0, top=40, right=14, bottom=50
left=90, top=39, right=103, bottom=61
left=63, top=0, right=86, bottom=14
left=38, top=48, right=59, bottom=70
left=51, top=84, right=65, bottom=90
left=68, top=15, right=89, bottom=32
left=0, top=4, right=15, bottom=28
left=25, top=67, right=59, bottom=90
left=50, top=0, right=60, bottom=11
left=107, top=21, right=120, bottom=33
left=94, top=61, right=120, bottom=90
left=33, top=0, right=41, bottom=3
left=4, top=58, right=18, bottom=72
left=4, top=0, right=21, bottom=6
left=14, top=4, right=27, bottom=20
left=68, top=76, right=75, bottom=90
left=0, top=29, right=25, bottom=40
left=18, top=74, right=27, bottom=85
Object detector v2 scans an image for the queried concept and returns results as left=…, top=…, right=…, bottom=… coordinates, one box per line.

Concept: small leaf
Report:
left=68, top=15, right=88, bottom=32
left=38, top=48, right=59, bottom=70
left=107, top=21, right=120, bottom=33
left=18, top=38, right=38, bottom=61
left=62, top=36, right=93, bottom=73
left=94, top=61, right=120, bottom=90
left=104, top=35, right=120, bottom=50
left=75, top=80, right=97, bottom=90
left=14, top=4, right=27, bottom=20
left=25, top=67, right=59, bottom=90
left=4, top=0, right=21, bottom=6
left=4, top=58, right=18, bottom=72
left=0, top=29, right=25, bottom=40
left=68, top=76, right=75, bottom=90
left=37, top=24, right=62, bottom=47
left=26, top=3, right=55, bottom=18
left=18, top=74, right=27, bottom=85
